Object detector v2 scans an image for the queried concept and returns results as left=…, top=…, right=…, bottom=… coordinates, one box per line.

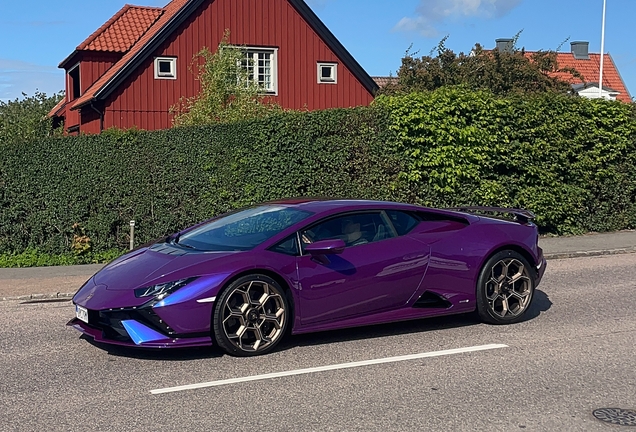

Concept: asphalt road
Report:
left=1, top=254, right=635, bottom=431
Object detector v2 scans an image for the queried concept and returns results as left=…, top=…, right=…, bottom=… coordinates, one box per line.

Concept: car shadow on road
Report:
left=78, top=289, right=551, bottom=360
left=277, top=288, right=552, bottom=352
left=525, top=288, right=552, bottom=320
left=278, top=313, right=482, bottom=353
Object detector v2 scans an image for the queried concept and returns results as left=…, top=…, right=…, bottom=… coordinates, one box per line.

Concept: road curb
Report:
left=1, top=292, right=74, bottom=302
left=1, top=248, right=635, bottom=302
left=544, top=247, right=636, bottom=261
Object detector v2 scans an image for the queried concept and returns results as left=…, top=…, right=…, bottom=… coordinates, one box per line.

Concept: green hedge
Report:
left=0, top=108, right=401, bottom=255
left=375, top=88, right=636, bottom=234
left=1, top=88, right=635, bottom=258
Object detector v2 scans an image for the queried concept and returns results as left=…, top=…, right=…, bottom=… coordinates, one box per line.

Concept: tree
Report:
left=171, top=31, right=282, bottom=126
left=0, top=91, right=64, bottom=145
left=381, top=34, right=581, bottom=96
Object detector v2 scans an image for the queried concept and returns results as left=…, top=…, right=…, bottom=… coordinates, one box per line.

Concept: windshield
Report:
left=176, top=206, right=313, bottom=251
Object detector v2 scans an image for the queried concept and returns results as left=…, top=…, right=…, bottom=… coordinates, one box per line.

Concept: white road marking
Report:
left=150, top=343, right=508, bottom=395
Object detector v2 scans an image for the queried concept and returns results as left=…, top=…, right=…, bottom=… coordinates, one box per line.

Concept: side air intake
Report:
left=413, top=291, right=452, bottom=309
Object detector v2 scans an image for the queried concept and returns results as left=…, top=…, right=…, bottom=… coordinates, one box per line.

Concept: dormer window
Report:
left=68, top=64, right=81, bottom=100
left=154, top=57, right=177, bottom=79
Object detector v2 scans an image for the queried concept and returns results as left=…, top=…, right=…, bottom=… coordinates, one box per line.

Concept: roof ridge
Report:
left=126, top=4, right=165, bottom=11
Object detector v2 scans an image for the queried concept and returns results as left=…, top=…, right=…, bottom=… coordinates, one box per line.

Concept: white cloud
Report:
left=394, top=16, right=438, bottom=38
left=0, top=59, right=64, bottom=101
left=394, top=0, right=522, bottom=37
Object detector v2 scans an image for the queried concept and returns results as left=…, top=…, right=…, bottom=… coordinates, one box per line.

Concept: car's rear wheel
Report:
left=476, top=250, right=535, bottom=324
left=213, top=274, right=289, bottom=356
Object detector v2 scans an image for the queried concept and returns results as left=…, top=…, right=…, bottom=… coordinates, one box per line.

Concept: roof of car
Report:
left=265, top=198, right=422, bottom=213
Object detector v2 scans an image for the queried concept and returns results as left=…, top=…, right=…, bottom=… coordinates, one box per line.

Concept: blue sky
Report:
left=0, top=0, right=633, bottom=101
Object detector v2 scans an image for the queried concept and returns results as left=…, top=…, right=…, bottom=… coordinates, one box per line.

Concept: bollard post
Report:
left=129, top=220, right=135, bottom=250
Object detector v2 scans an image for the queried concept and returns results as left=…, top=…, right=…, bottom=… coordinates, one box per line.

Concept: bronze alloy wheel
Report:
left=476, top=250, right=535, bottom=324
left=213, top=274, right=289, bottom=356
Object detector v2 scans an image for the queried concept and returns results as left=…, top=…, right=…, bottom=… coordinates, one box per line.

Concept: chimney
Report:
left=571, top=41, right=589, bottom=60
left=495, top=38, right=514, bottom=53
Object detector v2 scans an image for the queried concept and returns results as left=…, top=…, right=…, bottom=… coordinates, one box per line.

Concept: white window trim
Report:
left=154, top=57, right=177, bottom=80
left=67, top=62, right=81, bottom=101
left=238, top=46, right=279, bottom=95
left=317, top=62, right=338, bottom=84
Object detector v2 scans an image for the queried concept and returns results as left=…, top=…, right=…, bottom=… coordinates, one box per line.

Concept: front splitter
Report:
left=67, top=318, right=213, bottom=349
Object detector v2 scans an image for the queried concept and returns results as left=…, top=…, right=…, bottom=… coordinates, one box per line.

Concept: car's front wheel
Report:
left=213, top=274, right=289, bottom=356
left=476, top=250, right=535, bottom=324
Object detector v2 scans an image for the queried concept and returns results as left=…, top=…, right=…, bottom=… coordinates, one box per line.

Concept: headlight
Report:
left=134, top=278, right=197, bottom=299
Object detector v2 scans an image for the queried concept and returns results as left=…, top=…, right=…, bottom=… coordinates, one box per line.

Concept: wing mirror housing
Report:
left=305, top=239, right=346, bottom=256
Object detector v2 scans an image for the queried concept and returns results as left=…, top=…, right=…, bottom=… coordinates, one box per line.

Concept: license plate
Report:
left=75, top=305, right=89, bottom=324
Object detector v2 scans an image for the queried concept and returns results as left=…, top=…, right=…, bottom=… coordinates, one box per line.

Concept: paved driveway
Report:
left=0, top=264, right=103, bottom=299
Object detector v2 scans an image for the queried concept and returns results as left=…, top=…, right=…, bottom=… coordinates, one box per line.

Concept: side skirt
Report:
left=291, top=303, right=475, bottom=335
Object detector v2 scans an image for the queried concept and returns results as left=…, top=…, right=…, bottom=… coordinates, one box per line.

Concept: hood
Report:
left=94, top=243, right=240, bottom=291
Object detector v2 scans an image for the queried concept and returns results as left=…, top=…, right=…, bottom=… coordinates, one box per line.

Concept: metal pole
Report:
left=598, top=0, right=607, bottom=99
left=130, top=220, right=135, bottom=250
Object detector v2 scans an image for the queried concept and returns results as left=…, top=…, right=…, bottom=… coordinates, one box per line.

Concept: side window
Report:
left=385, top=210, right=421, bottom=236
left=270, top=234, right=300, bottom=256
left=301, top=212, right=394, bottom=249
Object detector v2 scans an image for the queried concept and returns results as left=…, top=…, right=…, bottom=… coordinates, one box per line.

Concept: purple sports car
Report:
left=69, top=199, right=546, bottom=356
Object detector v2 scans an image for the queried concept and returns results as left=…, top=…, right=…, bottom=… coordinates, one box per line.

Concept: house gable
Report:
left=63, top=0, right=377, bottom=133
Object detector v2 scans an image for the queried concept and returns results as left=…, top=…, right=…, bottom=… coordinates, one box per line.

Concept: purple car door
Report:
left=296, top=211, right=430, bottom=325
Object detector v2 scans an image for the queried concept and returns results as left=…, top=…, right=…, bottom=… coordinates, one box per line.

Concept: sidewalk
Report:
left=539, top=230, right=636, bottom=259
left=1, top=230, right=635, bottom=301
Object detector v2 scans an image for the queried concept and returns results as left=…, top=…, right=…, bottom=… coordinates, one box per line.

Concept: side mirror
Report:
left=305, top=239, right=346, bottom=256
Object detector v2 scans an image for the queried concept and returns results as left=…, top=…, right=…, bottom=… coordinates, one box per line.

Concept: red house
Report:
left=48, top=0, right=378, bottom=134
left=551, top=41, right=631, bottom=103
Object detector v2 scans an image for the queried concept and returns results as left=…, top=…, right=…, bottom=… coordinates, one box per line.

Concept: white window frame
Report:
left=154, top=57, right=177, bottom=80
left=317, top=62, right=338, bottom=84
left=240, top=47, right=278, bottom=95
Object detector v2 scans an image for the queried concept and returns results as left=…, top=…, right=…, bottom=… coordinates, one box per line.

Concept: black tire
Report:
left=476, top=250, right=535, bottom=325
left=213, top=274, right=289, bottom=356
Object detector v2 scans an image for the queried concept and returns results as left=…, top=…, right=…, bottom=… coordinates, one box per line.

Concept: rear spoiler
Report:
left=444, top=206, right=535, bottom=224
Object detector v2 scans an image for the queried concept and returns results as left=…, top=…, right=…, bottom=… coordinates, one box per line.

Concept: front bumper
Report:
left=70, top=274, right=229, bottom=348
left=67, top=317, right=213, bottom=348
left=67, top=303, right=213, bottom=349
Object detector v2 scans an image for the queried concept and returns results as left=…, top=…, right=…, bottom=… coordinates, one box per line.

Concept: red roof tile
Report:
left=373, top=76, right=397, bottom=88
left=48, top=98, right=66, bottom=118
left=71, top=0, right=191, bottom=110
left=77, top=5, right=163, bottom=53
left=550, top=52, right=631, bottom=102
left=519, top=50, right=631, bottom=102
